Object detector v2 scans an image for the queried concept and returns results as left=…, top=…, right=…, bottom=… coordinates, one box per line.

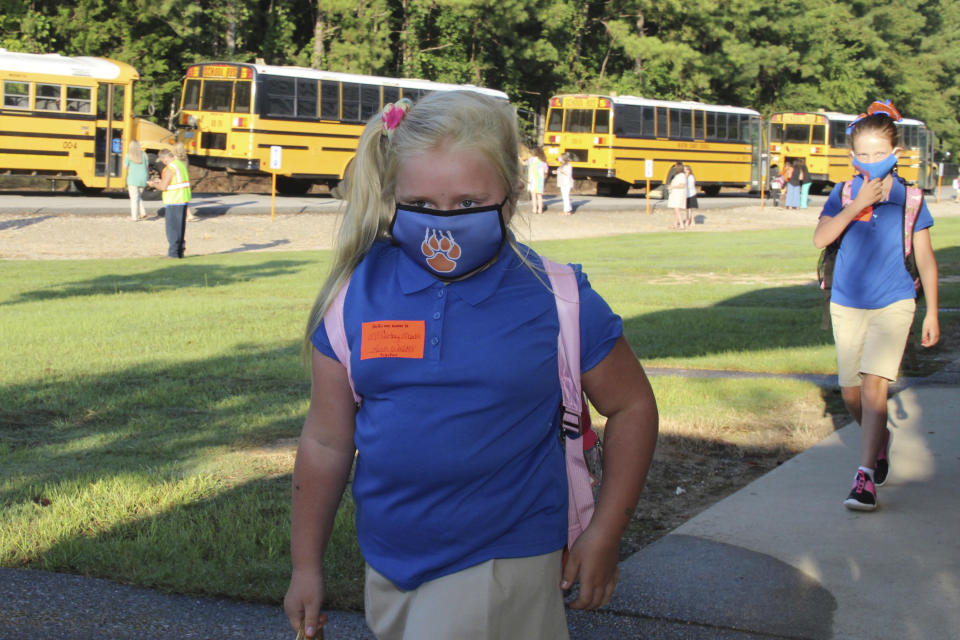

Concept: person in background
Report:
left=524, top=147, right=549, bottom=214
left=784, top=160, right=801, bottom=209
left=556, top=152, right=575, bottom=215
left=769, top=164, right=783, bottom=207
left=284, top=91, right=659, bottom=640
left=667, top=163, right=687, bottom=229
left=684, top=165, right=698, bottom=228
left=813, top=100, right=939, bottom=512
left=799, top=159, right=813, bottom=209
left=124, top=140, right=148, bottom=221
left=149, top=148, right=192, bottom=258
left=173, top=142, right=197, bottom=221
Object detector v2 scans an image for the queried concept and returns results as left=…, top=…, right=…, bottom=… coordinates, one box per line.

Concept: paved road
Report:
left=0, top=188, right=826, bottom=217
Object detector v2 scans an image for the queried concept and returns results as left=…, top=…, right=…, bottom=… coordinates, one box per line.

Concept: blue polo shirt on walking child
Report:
left=311, top=239, right=622, bottom=591
left=820, top=174, right=933, bottom=310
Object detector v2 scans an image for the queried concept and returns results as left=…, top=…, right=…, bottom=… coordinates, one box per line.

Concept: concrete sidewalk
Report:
left=2, top=376, right=957, bottom=639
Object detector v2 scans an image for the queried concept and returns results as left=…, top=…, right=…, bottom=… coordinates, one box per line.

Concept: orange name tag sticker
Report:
left=360, top=321, right=426, bottom=360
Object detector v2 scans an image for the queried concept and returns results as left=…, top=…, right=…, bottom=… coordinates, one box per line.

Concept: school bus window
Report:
left=565, top=109, right=592, bottom=133
left=613, top=106, right=638, bottom=137
left=360, top=84, right=379, bottom=121
left=183, top=79, right=201, bottom=110
left=265, top=75, right=296, bottom=116
left=4, top=81, right=29, bottom=108
left=694, top=110, right=705, bottom=138
left=784, top=124, right=809, bottom=143
left=36, top=83, right=61, bottom=111
left=112, top=85, right=125, bottom=119
left=641, top=107, right=654, bottom=137
left=297, top=78, right=318, bottom=118
left=66, top=86, right=92, bottom=113
left=707, top=111, right=718, bottom=140
left=830, top=125, right=847, bottom=148
left=234, top=81, right=251, bottom=112
left=342, top=83, right=360, bottom=122
left=201, top=80, right=233, bottom=112
left=320, top=80, right=339, bottom=120
left=547, top=108, right=563, bottom=132
left=656, top=107, right=668, bottom=137
left=812, top=124, right=826, bottom=144
left=594, top=109, right=610, bottom=134
left=383, top=85, right=399, bottom=106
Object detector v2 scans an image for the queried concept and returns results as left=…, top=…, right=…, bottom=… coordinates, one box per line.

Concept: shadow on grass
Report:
left=624, top=284, right=833, bottom=360
left=2, top=258, right=313, bottom=305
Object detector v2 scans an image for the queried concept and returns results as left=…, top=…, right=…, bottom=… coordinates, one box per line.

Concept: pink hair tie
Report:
left=381, top=98, right=413, bottom=140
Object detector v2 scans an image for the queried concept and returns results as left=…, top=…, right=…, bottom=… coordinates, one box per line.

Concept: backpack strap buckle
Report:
left=562, top=405, right=582, bottom=439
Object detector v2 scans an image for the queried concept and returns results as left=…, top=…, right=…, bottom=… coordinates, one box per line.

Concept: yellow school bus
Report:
left=0, top=49, right=175, bottom=192
left=174, top=62, right=509, bottom=195
left=768, top=111, right=937, bottom=191
left=542, top=94, right=764, bottom=196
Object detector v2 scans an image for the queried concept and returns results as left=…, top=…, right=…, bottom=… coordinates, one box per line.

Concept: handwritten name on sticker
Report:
left=360, top=321, right=426, bottom=360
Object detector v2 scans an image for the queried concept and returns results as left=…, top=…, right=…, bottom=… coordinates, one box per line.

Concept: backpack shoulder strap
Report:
left=540, top=257, right=581, bottom=433
left=322, top=278, right=360, bottom=405
left=541, top=257, right=597, bottom=549
left=840, top=179, right=854, bottom=207
left=903, top=186, right=923, bottom=258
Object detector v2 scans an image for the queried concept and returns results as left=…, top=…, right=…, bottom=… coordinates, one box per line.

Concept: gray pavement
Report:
left=2, top=366, right=957, bottom=639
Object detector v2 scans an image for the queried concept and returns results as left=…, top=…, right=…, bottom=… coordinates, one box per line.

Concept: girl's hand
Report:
left=560, top=525, right=620, bottom=610
left=284, top=569, right=328, bottom=639
left=921, top=313, right=940, bottom=347
left=852, top=177, right=883, bottom=211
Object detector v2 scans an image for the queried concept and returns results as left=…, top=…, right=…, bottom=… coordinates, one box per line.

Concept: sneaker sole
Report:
left=844, top=498, right=878, bottom=512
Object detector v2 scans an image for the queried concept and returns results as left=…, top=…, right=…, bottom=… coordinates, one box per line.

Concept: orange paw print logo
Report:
left=420, top=229, right=461, bottom=273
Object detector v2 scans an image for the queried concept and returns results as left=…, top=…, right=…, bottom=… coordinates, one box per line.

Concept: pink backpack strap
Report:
left=841, top=179, right=853, bottom=207
left=904, top=186, right=923, bottom=258
left=322, top=279, right=360, bottom=405
left=542, top=257, right=595, bottom=549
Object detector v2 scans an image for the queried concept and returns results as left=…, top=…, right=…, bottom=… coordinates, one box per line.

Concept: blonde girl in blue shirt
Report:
left=284, top=91, right=659, bottom=639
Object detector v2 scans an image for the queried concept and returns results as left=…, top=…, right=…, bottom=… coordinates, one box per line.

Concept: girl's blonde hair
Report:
left=127, top=140, right=144, bottom=163
left=304, top=90, right=522, bottom=351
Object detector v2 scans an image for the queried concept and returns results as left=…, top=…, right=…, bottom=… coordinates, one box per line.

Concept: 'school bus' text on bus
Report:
left=175, top=62, right=509, bottom=195
left=0, top=49, right=175, bottom=192
left=769, top=111, right=937, bottom=192
left=542, top=94, right=764, bottom=196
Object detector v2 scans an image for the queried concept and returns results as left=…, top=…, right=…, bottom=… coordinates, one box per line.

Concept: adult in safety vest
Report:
left=150, top=148, right=192, bottom=258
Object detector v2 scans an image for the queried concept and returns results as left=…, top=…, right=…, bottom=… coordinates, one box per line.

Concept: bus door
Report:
left=95, top=83, right=126, bottom=185
left=748, top=116, right=764, bottom=191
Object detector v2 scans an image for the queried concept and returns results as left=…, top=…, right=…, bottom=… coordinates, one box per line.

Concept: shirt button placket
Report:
left=430, top=285, right=446, bottom=361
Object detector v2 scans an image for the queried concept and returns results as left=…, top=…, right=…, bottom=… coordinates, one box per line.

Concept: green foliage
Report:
left=2, top=0, right=960, bottom=152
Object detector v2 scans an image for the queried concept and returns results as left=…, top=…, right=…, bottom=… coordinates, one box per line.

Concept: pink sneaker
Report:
left=844, top=469, right=877, bottom=511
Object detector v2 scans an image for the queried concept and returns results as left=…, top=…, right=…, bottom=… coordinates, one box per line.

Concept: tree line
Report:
left=4, top=0, right=960, bottom=154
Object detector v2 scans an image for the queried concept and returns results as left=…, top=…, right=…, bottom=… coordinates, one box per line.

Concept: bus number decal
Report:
left=63, top=141, right=78, bottom=149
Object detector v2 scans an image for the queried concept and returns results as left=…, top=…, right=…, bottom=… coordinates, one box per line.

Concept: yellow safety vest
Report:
left=161, top=159, right=192, bottom=205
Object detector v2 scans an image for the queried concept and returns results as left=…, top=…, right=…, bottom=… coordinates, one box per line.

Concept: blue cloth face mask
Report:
left=851, top=153, right=898, bottom=181
left=390, top=200, right=507, bottom=281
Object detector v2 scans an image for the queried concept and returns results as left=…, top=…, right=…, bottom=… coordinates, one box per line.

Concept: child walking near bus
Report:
left=284, top=91, right=659, bottom=639
left=813, top=100, right=939, bottom=512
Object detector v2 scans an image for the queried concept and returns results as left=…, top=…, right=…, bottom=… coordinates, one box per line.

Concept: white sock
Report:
left=858, top=466, right=875, bottom=482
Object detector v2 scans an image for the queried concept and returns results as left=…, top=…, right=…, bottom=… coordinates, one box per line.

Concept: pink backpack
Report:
left=322, top=257, right=600, bottom=549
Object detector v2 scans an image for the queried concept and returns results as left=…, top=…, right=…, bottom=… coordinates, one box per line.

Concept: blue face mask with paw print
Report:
left=852, top=153, right=898, bottom=182
left=390, top=201, right=507, bottom=281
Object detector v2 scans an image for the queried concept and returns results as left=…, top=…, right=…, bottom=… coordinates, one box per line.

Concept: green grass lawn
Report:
left=2, top=220, right=958, bottom=609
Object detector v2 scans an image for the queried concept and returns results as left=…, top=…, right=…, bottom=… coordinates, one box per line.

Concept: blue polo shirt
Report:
left=312, top=240, right=622, bottom=590
left=820, top=174, right=933, bottom=309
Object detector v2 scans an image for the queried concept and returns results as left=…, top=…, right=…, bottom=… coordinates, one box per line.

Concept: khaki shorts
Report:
left=364, top=550, right=569, bottom=640
left=830, top=299, right=916, bottom=387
